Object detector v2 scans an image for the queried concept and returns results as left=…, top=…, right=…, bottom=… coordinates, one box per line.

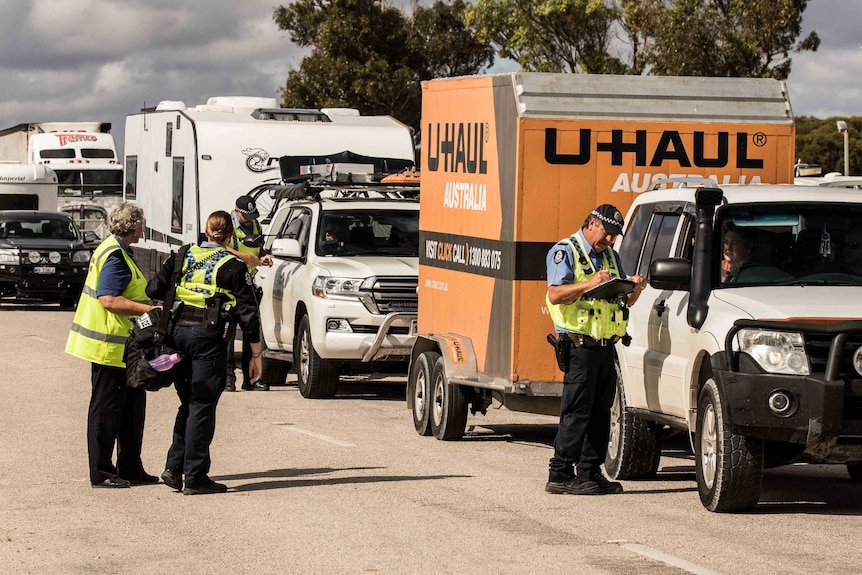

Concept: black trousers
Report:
left=87, top=363, right=147, bottom=483
left=548, top=343, right=617, bottom=483
left=226, top=321, right=252, bottom=383
left=165, top=323, right=227, bottom=489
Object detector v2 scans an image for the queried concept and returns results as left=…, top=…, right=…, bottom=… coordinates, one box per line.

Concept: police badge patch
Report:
left=553, top=250, right=564, bottom=264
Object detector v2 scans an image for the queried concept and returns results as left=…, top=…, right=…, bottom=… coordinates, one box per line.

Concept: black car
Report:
left=0, top=211, right=95, bottom=307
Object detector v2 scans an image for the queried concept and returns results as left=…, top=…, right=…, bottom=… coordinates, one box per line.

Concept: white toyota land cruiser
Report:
left=254, top=181, right=419, bottom=398
left=609, top=180, right=862, bottom=512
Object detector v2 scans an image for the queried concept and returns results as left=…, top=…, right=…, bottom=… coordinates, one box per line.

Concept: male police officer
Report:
left=225, top=195, right=272, bottom=391
left=544, top=204, right=645, bottom=495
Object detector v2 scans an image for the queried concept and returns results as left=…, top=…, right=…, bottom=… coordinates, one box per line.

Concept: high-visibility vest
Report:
left=230, top=211, right=262, bottom=276
left=175, top=245, right=237, bottom=309
left=546, top=234, right=628, bottom=340
left=65, top=236, right=149, bottom=367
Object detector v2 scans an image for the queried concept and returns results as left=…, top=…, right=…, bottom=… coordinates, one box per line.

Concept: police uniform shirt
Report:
left=96, top=235, right=135, bottom=297
left=546, top=230, right=629, bottom=334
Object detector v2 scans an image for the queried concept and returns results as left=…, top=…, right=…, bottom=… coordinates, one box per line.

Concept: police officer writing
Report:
left=225, top=194, right=272, bottom=392
left=147, top=211, right=262, bottom=495
left=544, top=204, right=645, bottom=495
left=65, top=202, right=158, bottom=488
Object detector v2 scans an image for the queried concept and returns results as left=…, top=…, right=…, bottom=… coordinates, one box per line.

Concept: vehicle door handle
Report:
left=654, top=299, right=667, bottom=317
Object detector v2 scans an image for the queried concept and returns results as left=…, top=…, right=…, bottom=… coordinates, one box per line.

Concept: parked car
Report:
left=0, top=210, right=93, bottom=307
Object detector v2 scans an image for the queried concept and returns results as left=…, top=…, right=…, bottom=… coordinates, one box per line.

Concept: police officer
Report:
left=225, top=194, right=272, bottom=392
left=65, top=202, right=158, bottom=488
left=147, top=211, right=262, bottom=495
left=544, top=204, right=646, bottom=495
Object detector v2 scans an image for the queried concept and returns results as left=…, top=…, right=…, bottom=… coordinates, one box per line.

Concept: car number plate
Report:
left=34, top=266, right=56, bottom=274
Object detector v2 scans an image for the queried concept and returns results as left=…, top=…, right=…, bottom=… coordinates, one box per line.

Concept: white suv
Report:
left=255, top=183, right=419, bottom=398
left=610, top=181, right=862, bottom=512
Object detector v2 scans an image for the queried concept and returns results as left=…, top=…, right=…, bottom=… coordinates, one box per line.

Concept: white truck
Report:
left=0, top=122, right=122, bottom=236
left=123, top=96, right=416, bottom=278
left=609, top=181, right=862, bottom=512
left=254, top=167, right=420, bottom=397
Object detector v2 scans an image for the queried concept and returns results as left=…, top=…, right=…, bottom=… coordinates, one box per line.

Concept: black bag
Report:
left=124, top=307, right=182, bottom=391
left=124, top=245, right=189, bottom=391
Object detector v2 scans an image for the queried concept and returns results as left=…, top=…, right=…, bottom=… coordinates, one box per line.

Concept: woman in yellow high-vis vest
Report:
left=544, top=204, right=646, bottom=496
left=146, top=211, right=262, bottom=495
left=65, top=203, right=157, bottom=489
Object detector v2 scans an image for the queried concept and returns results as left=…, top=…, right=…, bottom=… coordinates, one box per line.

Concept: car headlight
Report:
left=312, top=276, right=370, bottom=299
left=72, top=250, right=91, bottom=263
left=736, top=329, right=810, bottom=375
left=0, top=248, right=18, bottom=264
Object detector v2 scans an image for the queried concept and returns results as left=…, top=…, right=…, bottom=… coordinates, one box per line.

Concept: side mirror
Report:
left=649, top=258, right=691, bottom=291
left=270, top=238, right=302, bottom=258
left=83, top=231, right=100, bottom=245
left=240, top=234, right=264, bottom=248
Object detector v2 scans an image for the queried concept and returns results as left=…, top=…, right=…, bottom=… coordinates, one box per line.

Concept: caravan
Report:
left=123, top=96, right=416, bottom=276
left=0, top=163, right=58, bottom=211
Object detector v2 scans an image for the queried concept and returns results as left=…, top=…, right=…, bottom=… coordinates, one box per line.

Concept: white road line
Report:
left=29, top=336, right=51, bottom=343
left=611, top=541, right=723, bottom=575
left=274, top=423, right=355, bottom=447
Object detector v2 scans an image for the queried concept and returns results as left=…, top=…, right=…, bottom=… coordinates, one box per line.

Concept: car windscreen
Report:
left=716, top=203, right=862, bottom=286
left=317, top=209, right=418, bottom=257
left=0, top=217, right=78, bottom=240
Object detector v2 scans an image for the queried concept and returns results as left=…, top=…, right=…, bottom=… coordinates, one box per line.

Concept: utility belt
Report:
left=173, top=295, right=235, bottom=338
left=546, top=332, right=629, bottom=372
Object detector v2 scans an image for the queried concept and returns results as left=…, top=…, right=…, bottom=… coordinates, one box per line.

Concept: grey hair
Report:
left=109, top=202, right=145, bottom=236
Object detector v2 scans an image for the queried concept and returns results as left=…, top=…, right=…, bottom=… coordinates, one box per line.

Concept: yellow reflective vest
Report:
left=65, top=236, right=149, bottom=367
left=230, top=211, right=262, bottom=276
left=546, top=234, right=628, bottom=340
left=175, top=245, right=237, bottom=309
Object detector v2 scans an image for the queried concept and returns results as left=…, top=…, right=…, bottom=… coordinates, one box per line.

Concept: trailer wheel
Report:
left=605, top=362, right=661, bottom=479
left=429, top=355, right=467, bottom=441
left=261, top=339, right=291, bottom=386
left=295, top=315, right=338, bottom=398
left=847, top=464, right=862, bottom=482
left=410, top=351, right=439, bottom=436
left=696, top=378, right=763, bottom=512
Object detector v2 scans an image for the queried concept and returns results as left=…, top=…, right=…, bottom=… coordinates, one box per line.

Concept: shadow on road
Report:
left=215, top=466, right=472, bottom=492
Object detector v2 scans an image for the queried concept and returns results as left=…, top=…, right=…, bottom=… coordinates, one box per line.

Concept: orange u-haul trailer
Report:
left=409, top=72, right=796, bottom=440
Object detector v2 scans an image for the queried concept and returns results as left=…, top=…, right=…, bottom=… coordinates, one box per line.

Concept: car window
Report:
left=278, top=209, right=312, bottom=256
left=637, top=212, right=681, bottom=278
left=316, top=209, right=419, bottom=257
left=0, top=217, right=77, bottom=240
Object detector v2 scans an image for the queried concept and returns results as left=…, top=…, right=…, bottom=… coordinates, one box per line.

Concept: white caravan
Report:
left=0, top=163, right=58, bottom=211
left=123, top=96, right=416, bottom=276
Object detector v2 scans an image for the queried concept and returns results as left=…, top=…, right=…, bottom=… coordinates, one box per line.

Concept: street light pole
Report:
left=837, top=120, right=850, bottom=176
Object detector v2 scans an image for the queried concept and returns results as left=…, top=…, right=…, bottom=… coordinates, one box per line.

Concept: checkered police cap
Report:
left=591, top=204, right=625, bottom=236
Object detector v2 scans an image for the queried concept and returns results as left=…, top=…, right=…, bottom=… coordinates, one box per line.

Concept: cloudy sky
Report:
left=0, top=0, right=858, bottom=159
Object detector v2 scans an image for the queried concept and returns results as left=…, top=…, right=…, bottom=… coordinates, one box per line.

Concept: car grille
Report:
left=805, top=332, right=862, bottom=420
left=371, top=276, right=418, bottom=313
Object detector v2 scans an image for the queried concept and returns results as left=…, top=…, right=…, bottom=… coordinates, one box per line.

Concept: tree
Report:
left=796, top=116, right=862, bottom=176
left=622, top=0, right=820, bottom=79
left=466, top=0, right=627, bottom=73
left=273, top=0, right=494, bottom=132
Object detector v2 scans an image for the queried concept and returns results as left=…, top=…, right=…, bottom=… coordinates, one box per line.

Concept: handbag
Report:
left=125, top=245, right=189, bottom=391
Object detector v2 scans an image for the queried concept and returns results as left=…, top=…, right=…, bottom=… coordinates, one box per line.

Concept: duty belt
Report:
left=176, top=305, right=207, bottom=326
left=563, top=333, right=619, bottom=347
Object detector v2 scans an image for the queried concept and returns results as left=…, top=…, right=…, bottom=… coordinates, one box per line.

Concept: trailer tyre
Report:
left=605, top=362, right=661, bottom=479
left=847, top=464, right=862, bottom=482
left=295, top=315, right=338, bottom=398
left=411, top=351, right=439, bottom=436
left=429, top=355, right=468, bottom=441
left=696, top=378, right=763, bottom=512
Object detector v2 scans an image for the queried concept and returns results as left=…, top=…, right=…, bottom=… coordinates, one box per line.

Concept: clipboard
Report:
left=583, top=277, right=636, bottom=300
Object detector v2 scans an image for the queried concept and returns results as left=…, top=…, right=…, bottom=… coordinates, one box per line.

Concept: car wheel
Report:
left=695, top=378, right=763, bottom=512
left=260, top=338, right=291, bottom=386
left=605, top=360, right=661, bottom=479
left=429, top=355, right=468, bottom=441
left=410, top=351, right=439, bottom=436
left=847, top=463, right=862, bottom=482
left=295, top=314, right=338, bottom=398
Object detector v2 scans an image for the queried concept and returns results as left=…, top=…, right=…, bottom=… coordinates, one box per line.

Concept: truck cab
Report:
left=610, top=181, right=862, bottom=511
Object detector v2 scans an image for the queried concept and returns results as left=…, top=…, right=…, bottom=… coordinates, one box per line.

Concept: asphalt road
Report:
left=1, top=305, right=861, bottom=575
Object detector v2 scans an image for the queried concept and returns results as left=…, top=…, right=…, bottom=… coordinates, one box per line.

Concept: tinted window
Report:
left=125, top=155, right=137, bottom=200
left=81, top=149, right=115, bottom=159
left=638, top=213, right=681, bottom=278
left=171, top=158, right=184, bottom=234
left=316, top=209, right=418, bottom=257
left=619, top=204, right=651, bottom=274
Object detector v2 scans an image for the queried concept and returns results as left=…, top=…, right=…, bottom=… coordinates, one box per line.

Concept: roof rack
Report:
left=650, top=176, right=718, bottom=191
